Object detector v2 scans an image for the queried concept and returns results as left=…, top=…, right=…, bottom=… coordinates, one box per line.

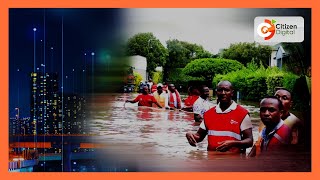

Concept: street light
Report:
left=50, top=47, right=54, bottom=72
left=91, top=52, right=95, bottom=96
left=15, top=108, right=20, bottom=133
left=82, top=69, right=85, bottom=95
left=16, top=69, right=20, bottom=108
left=65, top=75, right=68, bottom=92
left=15, top=108, right=20, bottom=153
left=32, top=27, right=37, bottom=146
left=84, top=52, right=87, bottom=96
left=33, top=28, right=37, bottom=72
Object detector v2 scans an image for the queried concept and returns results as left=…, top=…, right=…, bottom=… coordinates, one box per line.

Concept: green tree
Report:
left=167, top=68, right=204, bottom=89
left=213, top=62, right=299, bottom=102
left=183, top=58, right=244, bottom=84
left=164, top=39, right=213, bottom=81
left=221, top=42, right=272, bottom=67
left=281, top=43, right=307, bottom=75
left=125, top=32, right=168, bottom=76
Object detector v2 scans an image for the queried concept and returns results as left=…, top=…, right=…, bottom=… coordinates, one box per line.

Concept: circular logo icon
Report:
left=257, top=19, right=275, bottom=40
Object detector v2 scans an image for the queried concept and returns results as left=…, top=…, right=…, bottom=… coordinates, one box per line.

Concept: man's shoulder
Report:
left=203, top=106, right=216, bottom=115
left=159, top=93, right=168, bottom=99
left=278, top=123, right=292, bottom=141
left=280, top=123, right=291, bottom=132
left=193, top=97, right=202, bottom=104
left=235, top=104, right=249, bottom=113
left=284, top=113, right=301, bottom=128
left=143, top=94, right=153, bottom=98
left=287, top=113, right=300, bottom=122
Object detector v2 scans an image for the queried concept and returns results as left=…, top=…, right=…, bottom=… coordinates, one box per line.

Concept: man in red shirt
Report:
left=186, top=81, right=253, bottom=154
left=181, top=86, right=200, bottom=112
left=126, top=86, right=162, bottom=108
left=248, top=96, right=292, bottom=157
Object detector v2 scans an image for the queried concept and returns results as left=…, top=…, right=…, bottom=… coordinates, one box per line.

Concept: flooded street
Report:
left=87, top=93, right=310, bottom=172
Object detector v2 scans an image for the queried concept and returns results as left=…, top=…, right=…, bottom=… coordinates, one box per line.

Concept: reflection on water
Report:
left=87, top=93, right=310, bottom=172
left=90, top=93, right=213, bottom=159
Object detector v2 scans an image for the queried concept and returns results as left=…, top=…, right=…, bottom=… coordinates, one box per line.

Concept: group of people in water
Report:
left=127, top=82, right=183, bottom=110
left=125, top=80, right=302, bottom=157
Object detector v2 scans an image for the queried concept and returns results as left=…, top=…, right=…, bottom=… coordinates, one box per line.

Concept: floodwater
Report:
left=87, top=93, right=310, bottom=172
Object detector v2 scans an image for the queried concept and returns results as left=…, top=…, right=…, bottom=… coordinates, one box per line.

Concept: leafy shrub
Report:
left=152, top=71, right=163, bottom=84
left=183, top=58, right=244, bottom=85
left=213, top=62, right=299, bottom=101
left=266, top=74, right=284, bottom=95
left=134, top=72, right=143, bottom=92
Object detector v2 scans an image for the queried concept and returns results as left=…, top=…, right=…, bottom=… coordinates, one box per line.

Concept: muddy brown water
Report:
left=87, top=93, right=310, bottom=172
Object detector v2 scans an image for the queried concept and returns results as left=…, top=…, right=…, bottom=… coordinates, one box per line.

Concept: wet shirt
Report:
left=260, top=120, right=291, bottom=151
left=168, top=90, right=181, bottom=108
left=153, top=91, right=169, bottom=108
left=200, top=101, right=252, bottom=131
left=133, top=94, right=157, bottom=107
left=193, top=97, right=214, bottom=117
left=283, top=113, right=300, bottom=129
left=184, top=95, right=199, bottom=107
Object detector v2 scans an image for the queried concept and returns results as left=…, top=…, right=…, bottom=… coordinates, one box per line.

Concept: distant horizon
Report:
left=123, top=8, right=298, bottom=54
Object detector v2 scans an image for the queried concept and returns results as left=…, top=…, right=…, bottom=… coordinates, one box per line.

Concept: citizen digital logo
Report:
left=254, top=16, right=304, bottom=42
left=275, top=23, right=298, bottom=36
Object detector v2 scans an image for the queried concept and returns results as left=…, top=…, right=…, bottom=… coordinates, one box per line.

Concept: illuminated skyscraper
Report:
left=29, top=71, right=86, bottom=135
left=29, top=72, right=60, bottom=135
left=63, top=93, right=86, bottom=134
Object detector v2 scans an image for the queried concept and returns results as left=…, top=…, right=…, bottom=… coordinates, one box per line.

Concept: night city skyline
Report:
left=8, top=9, right=127, bottom=171
left=9, top=9, right=126, bottom=118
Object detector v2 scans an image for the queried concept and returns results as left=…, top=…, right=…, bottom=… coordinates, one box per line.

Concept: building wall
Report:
left=129, top=55, right=147, bottom=82
left=270, top=50, right=277, bottom=67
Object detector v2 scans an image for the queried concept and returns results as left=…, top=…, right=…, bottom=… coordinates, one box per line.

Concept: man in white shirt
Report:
left=147, top=79, right=153, bottom=93
left=193, top=86, right=214, bottom=122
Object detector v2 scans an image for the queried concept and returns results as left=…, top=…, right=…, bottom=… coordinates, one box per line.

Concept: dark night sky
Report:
left=9, top=8, right=126, bottom=117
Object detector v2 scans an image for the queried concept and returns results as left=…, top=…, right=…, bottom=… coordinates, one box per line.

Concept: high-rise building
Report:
left=63, top=93, right=87, bottom=134
left=9, top=117, right=17, bottom=135
left=29, top=72, right=60, bottom=135
left=29, top=71, right=86, bottom=135
left=9, top=117, right=29, bottom=135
